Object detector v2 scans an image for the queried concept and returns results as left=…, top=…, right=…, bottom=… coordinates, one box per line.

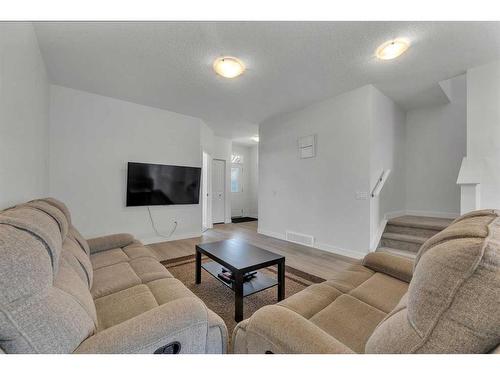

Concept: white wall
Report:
left=405, top=75, right=466, bottom=217
left=369, top=86, right=406, bottom=248
left=259, top=82, right=465, bottom=256
left=259, top=85, right=372, bottom=258
left=248, top=144, right=259, bottom=218
left=200, top=120, right=215, bottom=156
left=0, top=23, right=49, bottom=209
left=466, top=61, right=500, bottom=209
left=49, top=85, right=203, bottom=240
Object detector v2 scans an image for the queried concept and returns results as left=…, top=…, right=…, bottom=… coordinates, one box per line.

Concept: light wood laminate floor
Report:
left=148, top=221, right=358, bottom=280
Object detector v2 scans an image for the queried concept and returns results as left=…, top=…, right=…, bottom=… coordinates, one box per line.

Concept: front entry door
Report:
left=212, top=159, right=226, bottom=224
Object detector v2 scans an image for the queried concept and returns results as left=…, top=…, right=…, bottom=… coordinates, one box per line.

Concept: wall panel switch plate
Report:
left=355, top=191, right=369, bottom=200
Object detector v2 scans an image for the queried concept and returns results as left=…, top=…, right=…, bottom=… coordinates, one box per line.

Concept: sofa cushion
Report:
left=55, top=257, right=98, bottom=327
left=123, top=242, right=158, bottom=260
left=309, top=294, right=386, bottom=353
left=147, top=278, right=197, bottom=305
left=91, top=248, right=130, bottom=270
left=91, top=262, right=142, bottom=299
left=91, top=245, right=159, bottom=270
left=63, top=237, right=94, bottom=287
left=0, top=207, right=62, bottom=274
left=0, top=204, right=95, bottom=353
left=349, top=272, right=408, bottom=313
left=1, top=287, right=97, bottom=353
left=95, top=285, right=159, bottom=331
left=0, top=220, right=54, bottom=305
left=74, top=297, right=211, bottom=354
left=366, top=210, right=500, bottom=353
left=234, top=305, right=354, bottom=354
left=95, top=278, right=197, bottom=331
left=323, top=264, right=374, bottom=293
left=278, top=283, right=343, bottom=319
left=25, top=200, right=69, bottom=239
left=38, top=197, right=72, bottom=224
left=129, top=257, right=173, bottom=283
left=68, top=226, right=90, bottom=256
left=91, top=257, right=174, bottom=299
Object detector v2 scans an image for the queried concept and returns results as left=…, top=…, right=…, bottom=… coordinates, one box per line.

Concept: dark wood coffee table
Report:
left=195, top=239, right=285, bottom=322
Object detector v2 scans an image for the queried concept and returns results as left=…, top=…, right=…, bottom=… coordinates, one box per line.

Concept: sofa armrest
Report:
left=206, top=309, right=228, bottom=354
left=87, top=233, right=135, bottom=253
left=362, top=252, right=414, bottom=283
left=232, top=305, right=354, bottom=354
left=74, top=297, right=210, bottom=354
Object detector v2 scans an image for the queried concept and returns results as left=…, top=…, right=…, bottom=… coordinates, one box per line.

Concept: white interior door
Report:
left=212, top=159, right=226, bottom=224
left=202, top=151, right=212, bottom=230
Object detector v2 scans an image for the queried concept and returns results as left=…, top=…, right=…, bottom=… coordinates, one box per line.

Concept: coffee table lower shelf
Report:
left=201, top=261, right=278, bottom=297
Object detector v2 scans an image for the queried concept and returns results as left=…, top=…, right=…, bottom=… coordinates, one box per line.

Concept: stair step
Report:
left=376, top=247, right=417, bottom=260
left=385, top=224, right=440, bottom=238
left=387, top=215, right=453, bottom=231
left=381, top=232, right=428, bottom=244
left=380, top=232, right=426, bottom=253
left=377, top=215, right=453, bottom=256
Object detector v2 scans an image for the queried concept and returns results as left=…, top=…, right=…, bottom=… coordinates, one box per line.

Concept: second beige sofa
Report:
left=233, top=209, right=500, bottom=354
left=0, top=198, right=228, bottom=354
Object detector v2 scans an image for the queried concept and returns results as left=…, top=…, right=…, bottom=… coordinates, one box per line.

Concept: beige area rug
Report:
left=162, top=255, right=324, bottom=350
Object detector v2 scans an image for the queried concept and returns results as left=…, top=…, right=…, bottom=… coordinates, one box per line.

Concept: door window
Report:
left=231, top=166, right=242, bottom=193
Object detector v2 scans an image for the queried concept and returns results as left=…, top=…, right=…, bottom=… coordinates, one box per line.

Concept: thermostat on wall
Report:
left=298, top=134, right=316, bottom=159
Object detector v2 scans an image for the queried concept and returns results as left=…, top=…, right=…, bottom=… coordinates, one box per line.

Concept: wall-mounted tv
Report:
left=126, top=162, right=201, bottom=206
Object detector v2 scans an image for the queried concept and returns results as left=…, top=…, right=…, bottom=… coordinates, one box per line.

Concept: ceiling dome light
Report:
left=213, top=56, right=245, bottom=78
left=375, top=39, right=410, bottom=60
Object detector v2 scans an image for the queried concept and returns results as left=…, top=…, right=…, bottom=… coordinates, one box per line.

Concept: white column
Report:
left=459, top=183, right=480, bottom=215
left=457, top=157, right=483, bottom=215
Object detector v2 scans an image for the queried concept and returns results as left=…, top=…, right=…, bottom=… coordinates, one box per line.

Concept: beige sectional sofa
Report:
left=0, top=198, right=228, bottom=354
left=233, top=209, right=500, bottom=354
left=2, top=197, right=498, bottom=355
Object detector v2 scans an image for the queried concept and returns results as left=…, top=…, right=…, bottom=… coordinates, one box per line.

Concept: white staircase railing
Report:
left=371, top=169, right=391, bottom=198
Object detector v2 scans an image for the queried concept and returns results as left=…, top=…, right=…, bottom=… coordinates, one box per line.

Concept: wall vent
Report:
left=285, top=231, right=314, bottom=247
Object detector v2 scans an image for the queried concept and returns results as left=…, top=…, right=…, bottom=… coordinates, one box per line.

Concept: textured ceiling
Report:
left=34, top=21, right=500, bottom=139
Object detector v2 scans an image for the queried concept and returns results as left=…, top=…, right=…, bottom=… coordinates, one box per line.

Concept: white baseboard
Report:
left=140, top=231, right=202, bottom=245
left=314, top=242, right=367, bottom=259
left=257, top=228, right=286, bottom=240
left=384, top=210, right=407, bottom=220
left=258, top=228, right=366, bottom=260
left=404, top=210, right=459, bottom=219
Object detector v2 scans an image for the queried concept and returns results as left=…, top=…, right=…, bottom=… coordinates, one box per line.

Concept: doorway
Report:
left=202, top=151, right=212, bottom=231
left=212, top=159, right=226, bottom=224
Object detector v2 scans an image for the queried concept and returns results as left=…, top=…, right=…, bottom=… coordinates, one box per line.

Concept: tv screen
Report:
left=126, top=162, right=201, bottom=206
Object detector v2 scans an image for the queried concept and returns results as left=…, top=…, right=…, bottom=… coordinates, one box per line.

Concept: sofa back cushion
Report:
left=0, top=199, right=96, bottom=353
left=366, top=210, right=500, bottom=353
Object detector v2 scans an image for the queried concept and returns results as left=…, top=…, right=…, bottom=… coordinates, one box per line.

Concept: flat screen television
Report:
left=126, top=162, right=201, bottom=206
